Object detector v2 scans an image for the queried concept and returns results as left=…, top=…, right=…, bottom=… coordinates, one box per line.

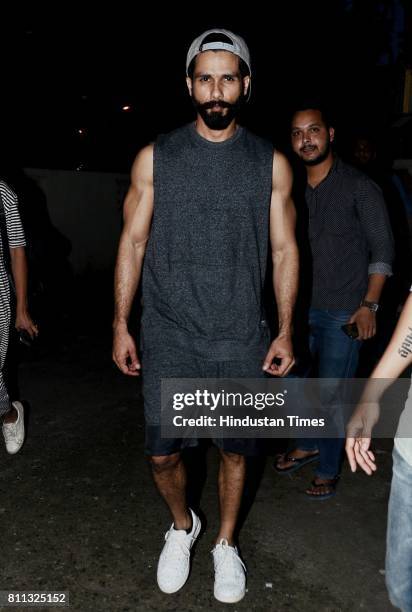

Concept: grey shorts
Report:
left=142, top=345, right=268, bottom=456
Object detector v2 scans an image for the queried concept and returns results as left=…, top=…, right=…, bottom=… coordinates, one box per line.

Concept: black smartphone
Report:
left=341, top=322, right=359, bottom=339
left=18, top=329, right=34, bottom=347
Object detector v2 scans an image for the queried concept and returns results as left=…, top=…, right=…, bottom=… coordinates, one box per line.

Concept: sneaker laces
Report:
left=213, top=539, right=246, bottom=577
left=161, top=527, right=191, bottom=562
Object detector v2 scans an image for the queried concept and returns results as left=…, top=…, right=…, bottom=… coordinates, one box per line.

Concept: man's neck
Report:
left=194, top=117, right=238, bottom=142
left=306, top=154, right=334, bottom=188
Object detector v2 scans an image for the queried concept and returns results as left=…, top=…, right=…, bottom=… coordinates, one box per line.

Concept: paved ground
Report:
left=1, top=332, right=396, bottom=612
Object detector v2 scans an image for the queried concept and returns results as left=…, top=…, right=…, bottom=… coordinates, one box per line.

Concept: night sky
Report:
left=2, top=1, right=411, bottom=172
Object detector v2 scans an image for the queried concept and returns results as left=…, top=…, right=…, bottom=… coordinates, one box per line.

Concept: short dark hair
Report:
left=187, top=33, right=250, bottom=80
left=291, top=100, right=334, bottom=130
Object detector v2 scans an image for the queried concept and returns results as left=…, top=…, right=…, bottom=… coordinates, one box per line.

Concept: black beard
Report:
left=192, top=96, right=244, bottom=130
left=301, top=140, right=331, bottom=166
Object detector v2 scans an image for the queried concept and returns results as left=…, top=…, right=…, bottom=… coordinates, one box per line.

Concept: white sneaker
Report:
left=157, top=508, right=201, bottom=594
left=212, top=538, right=246, bottom=604
left=2, top=401, right=25, bottom=454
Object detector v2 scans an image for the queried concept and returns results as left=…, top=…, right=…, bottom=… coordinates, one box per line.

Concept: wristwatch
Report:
left=360, top=300, right=379, bottom=312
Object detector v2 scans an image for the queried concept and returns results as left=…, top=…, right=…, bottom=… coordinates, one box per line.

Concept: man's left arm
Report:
left=10, top=247, right=38, bottom=337
left=263, top=151, right=299, bottom=376
left=348, top=273, right=387, bottom=340
left=349, top=178, right=395, bottom=340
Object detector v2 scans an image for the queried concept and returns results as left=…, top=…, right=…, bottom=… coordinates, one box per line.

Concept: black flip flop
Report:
left=305, top=476, right=340, bottom=500
left=273, top=452, right=319, bottom=475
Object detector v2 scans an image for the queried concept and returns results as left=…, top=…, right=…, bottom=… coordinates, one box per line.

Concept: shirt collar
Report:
left=306, top=155, right=339, bottom=193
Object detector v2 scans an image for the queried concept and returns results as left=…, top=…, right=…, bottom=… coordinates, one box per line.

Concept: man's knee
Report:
left=149, top=452, right=181, bottom=474
left=219, top=450, right=245, bottom=465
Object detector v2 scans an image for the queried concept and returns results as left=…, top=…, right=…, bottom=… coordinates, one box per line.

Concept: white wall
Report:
left=25, top=168, right=129, bottom=275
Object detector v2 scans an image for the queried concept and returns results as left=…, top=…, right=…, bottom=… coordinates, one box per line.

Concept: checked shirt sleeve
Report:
left=355, top=176, right=394, bottom=277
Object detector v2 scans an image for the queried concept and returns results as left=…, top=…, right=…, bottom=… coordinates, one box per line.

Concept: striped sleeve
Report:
left=0, top=181, right=26, bottom=248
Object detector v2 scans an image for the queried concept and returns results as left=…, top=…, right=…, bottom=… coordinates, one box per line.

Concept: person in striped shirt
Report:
left=0, top=180, right=38, bottom=453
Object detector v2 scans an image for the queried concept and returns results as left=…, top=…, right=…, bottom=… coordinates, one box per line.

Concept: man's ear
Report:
left=243, top=75, right=251, bottom=97
left=329, top=127, right=335, bottom=143
left=186, top=76, right=193, bottom=97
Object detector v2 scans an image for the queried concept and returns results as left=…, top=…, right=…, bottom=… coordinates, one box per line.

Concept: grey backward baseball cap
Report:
left=186, top=28, right=251, bottom=77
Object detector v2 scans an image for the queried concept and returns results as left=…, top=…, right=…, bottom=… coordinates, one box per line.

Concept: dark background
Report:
left=1, top=1, right=411, bottom=173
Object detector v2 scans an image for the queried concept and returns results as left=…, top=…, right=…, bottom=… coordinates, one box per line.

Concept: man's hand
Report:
left=349, top=307, right=376, bottom=340
left=15, top=309, right=38, bottom=338
left=113, top=324, right=141, bottom=376
left=345, top=400, right=380, bottom=475
left=262, top=334, right=295, bottom=377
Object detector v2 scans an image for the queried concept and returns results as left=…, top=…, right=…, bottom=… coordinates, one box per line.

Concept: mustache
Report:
left=200, top=100, right=234, bottom=110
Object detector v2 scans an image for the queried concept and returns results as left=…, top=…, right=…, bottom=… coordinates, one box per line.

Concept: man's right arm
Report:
left=112, top=144, right=154, bottom=376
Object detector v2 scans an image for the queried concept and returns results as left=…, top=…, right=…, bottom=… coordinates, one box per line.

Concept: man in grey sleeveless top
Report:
left=113, top=29, right=299, bottom=604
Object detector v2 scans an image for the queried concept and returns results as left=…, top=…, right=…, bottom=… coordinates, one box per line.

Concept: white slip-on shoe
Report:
left=157, top=508, right=201, bottom=594
left=2, top=401, right=25, bottom=454
left=212, top=538, right=246, bottom=604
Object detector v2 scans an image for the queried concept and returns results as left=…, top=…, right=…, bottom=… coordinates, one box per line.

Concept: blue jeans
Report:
left=386, top=447, right=412, bottom=611
left=298, top=309, right=362, bottom=479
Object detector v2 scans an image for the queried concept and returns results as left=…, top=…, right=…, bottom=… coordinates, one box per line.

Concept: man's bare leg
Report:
left=150, top=452, right=192, bottom=530
left=215, top=450, right=245, bottom=545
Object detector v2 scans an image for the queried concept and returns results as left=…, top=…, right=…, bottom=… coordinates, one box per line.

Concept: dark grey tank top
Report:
left=141, top=122, right=274, bottom=360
